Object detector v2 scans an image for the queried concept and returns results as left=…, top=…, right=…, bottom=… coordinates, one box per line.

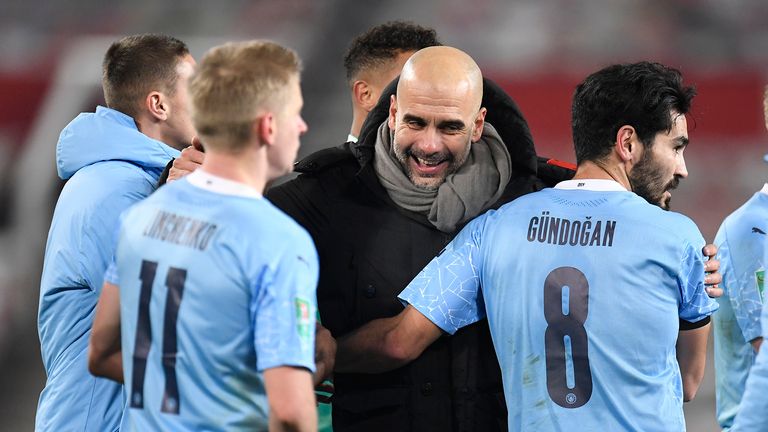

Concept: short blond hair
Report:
left=189, top=40, right=301, bottom=150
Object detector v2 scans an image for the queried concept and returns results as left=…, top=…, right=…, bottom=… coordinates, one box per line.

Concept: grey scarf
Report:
left=373, top=121, right=512, bottom=233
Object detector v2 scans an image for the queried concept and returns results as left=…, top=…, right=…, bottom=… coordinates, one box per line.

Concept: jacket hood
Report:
left=355, top=77, right=538, bottom=177
left=56, top=106, right=181, bottom=180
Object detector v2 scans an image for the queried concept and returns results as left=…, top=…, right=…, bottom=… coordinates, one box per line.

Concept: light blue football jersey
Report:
left=712, top=186, right=768, bottom=430
left=108, top=170, right=318, bottom=431
left=400, top=179, right=718, bottom=432
left=731, top=301, right=768, bottom=431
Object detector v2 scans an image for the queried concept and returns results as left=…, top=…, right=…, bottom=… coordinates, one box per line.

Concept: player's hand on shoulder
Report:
left=702, top=243, right=722, bottom=298
left=168, top=137, right=205, bottom=183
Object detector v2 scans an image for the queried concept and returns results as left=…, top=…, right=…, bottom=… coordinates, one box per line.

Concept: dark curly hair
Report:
left=571, top=61, right=696, bottom=164
left=343, top=21, right=441, bottom=83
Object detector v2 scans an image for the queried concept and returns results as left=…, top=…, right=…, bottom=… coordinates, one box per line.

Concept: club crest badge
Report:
left=295, top=297, right=313, bottom=346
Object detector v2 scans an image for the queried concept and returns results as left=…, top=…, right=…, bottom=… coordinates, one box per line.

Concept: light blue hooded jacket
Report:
left=37, top=106, right=180, bottom=431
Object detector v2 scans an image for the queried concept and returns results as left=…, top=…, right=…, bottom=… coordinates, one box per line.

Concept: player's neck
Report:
left=133, top=113, right=184, bottom=151
left=350, top=111, right=364, bottom=139
left=572, top=160, right=631, bottom=190
left=133, top=115, right=161, bottom=141
left=200, top=151, right=268, bottom=194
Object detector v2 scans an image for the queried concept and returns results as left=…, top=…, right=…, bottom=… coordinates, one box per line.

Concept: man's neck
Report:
left=572, top=160, right=632, bottom=190
left=350, top=106, right=368, bottom=140
left=133, top=115, right=157, bottom=137
left=133, top=115, right=186, bottom=151
left=200, top=151, right=268, bottom=194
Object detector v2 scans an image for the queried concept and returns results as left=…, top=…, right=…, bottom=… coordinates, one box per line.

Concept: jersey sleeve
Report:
left=717, top=225, right=765, bottom=343
left=398, top=213, right=489, bottom=335
left=252, top=231, right=319, bottom=373
left=103, top=259, right=119, bottom=286
left=731, top=303, right=768, bottom=430
left=678, top=237, right=719, bottom=323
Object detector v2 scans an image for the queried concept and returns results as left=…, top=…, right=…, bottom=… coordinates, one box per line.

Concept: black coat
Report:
left=266, top=78, right=573, bottom=432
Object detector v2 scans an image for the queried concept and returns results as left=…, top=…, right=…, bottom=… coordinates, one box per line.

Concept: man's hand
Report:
left=167, top=137, right=205, bottom=183
left=702, top=244, right=722, bottom=298
left=313, top=323, right=336, bottom=386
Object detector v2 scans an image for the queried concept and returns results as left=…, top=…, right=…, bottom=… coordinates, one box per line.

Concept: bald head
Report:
left=398, top=46, right=483, bottom=112
left=387, top=46, right=487, bottom=190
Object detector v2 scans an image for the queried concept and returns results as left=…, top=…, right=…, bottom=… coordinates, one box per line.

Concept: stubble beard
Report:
left=629, top=150, right=680, bottom=210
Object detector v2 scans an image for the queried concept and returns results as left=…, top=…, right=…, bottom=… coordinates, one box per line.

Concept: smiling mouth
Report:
left=414, top=156, right=446, bottom=167
left=411, top=154, right=449, bottom=173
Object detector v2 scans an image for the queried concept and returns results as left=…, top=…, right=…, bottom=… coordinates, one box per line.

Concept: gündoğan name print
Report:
left=527, top=211, right=616, bottom=247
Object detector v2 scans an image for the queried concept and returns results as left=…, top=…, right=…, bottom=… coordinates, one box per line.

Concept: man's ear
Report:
left=615, top=125, right=639, bottom=163
left=353, top=80, right=376, bottom=113
left=471, top=107, right=487, bottom=142
left=146, top=91, right=168, bottom=121
left=387, top=94, right=397, bottom=130
left=255, top=113, right=276, bottom=146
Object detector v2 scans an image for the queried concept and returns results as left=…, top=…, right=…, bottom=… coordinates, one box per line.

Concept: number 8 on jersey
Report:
left=543, top=266, right=593, bottom=408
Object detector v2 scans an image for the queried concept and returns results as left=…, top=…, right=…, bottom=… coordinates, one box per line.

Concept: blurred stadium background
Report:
left=2, top=1, right=767, bottom=430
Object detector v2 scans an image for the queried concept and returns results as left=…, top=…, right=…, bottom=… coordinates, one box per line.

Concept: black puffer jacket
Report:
left=266, top=77, right=572, bottom=432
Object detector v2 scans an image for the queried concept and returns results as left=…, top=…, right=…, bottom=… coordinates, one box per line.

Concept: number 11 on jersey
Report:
left=131, top=260, right=187, bottom=414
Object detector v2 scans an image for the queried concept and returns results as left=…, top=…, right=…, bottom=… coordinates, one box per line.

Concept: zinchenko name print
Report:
left=143, top=210, right=218, bottom=251
left=526, top=211, right=616, bottom=247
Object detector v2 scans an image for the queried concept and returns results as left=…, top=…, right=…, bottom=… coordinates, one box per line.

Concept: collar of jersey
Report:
left=554, top=179, right=628, bottom=192
left=187, top=169, right=263, bottom=199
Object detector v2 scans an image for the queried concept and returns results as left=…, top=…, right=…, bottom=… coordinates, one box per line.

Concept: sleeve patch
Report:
left=295, top=297, right=313, bottom=344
